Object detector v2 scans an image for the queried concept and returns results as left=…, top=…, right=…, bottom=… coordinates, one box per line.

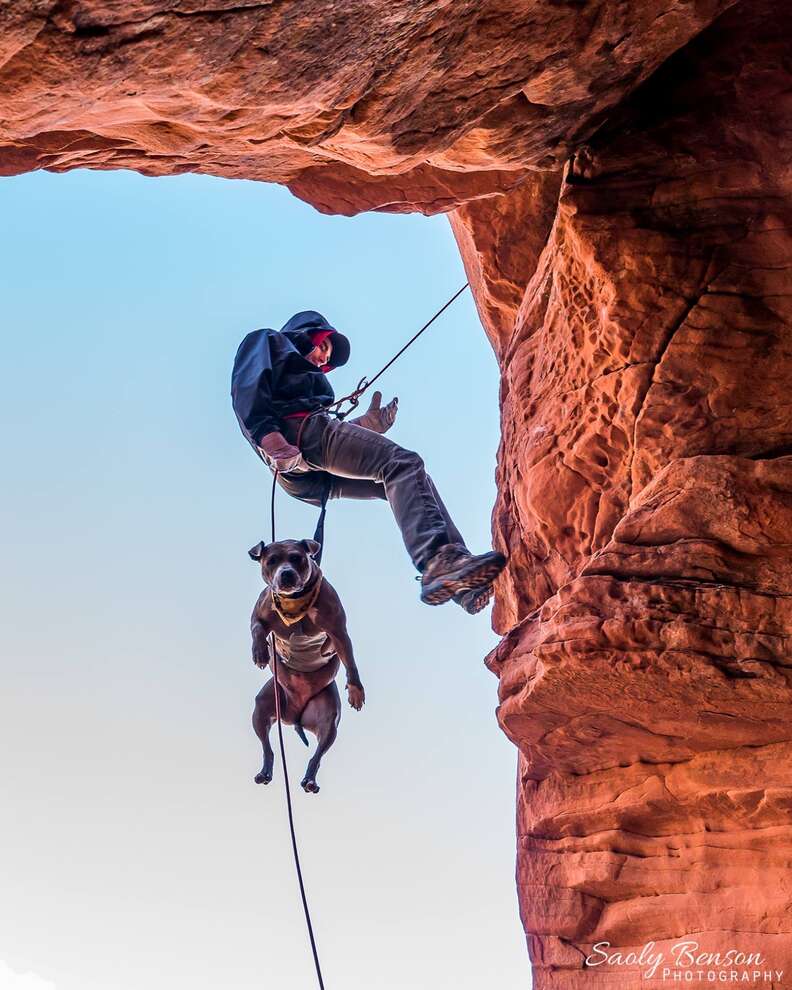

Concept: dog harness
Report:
left=273, top=628, right=335, bottom=673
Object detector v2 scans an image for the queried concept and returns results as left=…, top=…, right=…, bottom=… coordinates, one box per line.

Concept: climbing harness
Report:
left=262, top=282, right=470, bottom=989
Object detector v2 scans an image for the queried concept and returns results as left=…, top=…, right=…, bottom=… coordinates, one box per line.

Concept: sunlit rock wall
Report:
left=453, top=2, right=792, bottom=984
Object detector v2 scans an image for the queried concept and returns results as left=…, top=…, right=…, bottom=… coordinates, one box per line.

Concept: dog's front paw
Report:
left=253, top=653, right=269, bottom=670
left=346, top=682, right=365, bottom=711
left=255, top=769, right=272, bottom=785
left=301, top=777, right=320, bottom=794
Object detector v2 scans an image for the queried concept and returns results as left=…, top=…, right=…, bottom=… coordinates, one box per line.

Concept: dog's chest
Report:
left=274, top=624, right=334, bottom=672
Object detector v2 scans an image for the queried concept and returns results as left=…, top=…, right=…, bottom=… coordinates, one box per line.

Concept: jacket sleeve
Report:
left=230, top=329, right=290, bottom=447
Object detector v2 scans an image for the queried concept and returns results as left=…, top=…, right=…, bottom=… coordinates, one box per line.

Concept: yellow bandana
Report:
left=270, top=574, right=323, bottom=626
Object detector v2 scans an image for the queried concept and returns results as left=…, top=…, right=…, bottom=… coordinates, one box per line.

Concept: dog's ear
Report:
left=300, top=539, right=321, bottom=558
left=248, top=541, right=267, bottom=561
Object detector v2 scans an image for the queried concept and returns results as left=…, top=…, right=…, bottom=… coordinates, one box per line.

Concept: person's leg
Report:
left=296, top=414, right=453, bottom=571
left=318, top=457, right=491, bottom=607
left=328, top=477, right=387, bottom=501
left=280, top=420, right=386, bottom=506
left=280, top=447, right=489, bottom=608
left=426, top=474, right=466, bottom=548
left=284, top=413, right=506, bottom=603
left=425, top=474, right=494, bottom=612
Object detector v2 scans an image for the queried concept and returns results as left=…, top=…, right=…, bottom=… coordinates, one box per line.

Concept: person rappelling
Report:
left=231, top=309, right=507, bottom=613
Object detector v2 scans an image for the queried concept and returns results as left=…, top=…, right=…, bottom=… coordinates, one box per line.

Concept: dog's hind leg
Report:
left=298, top=683, right=341, bottom=794
left=252, top=679, right=277, bottom=784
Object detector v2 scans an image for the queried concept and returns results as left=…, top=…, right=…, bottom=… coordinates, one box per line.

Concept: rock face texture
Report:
left=4, top=0, right=792, bottom=986
left=2, top=0, right=733, bottom=211
left=461, top=5, right=792, bottom=983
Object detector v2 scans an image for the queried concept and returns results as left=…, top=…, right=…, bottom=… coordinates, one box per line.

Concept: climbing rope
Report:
left=295, top=281, right=470, bottom=453
left=327, top=281, right=469, bottom=419
left=267, top=468, right=326, bottom=990
left=268, top=633, right=326, bottom=989
left=262, top=282, right=471, bottom=989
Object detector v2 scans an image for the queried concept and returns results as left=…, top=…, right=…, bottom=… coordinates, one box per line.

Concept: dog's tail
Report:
left=294, top=722, right=310, bottom=747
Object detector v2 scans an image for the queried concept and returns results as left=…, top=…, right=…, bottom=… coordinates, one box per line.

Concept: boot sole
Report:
left=454, top=585, right=493, bottom=615
left=421, top=552, right=506, bottom=606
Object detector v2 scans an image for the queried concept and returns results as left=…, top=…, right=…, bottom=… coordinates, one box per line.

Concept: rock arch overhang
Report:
left=4, top=1, right=792, bottom=984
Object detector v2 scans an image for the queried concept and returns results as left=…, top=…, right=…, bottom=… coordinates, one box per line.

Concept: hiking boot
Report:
left=420, top=543, right=506, bottom=606
left=453, top=584, right=493, bottom=615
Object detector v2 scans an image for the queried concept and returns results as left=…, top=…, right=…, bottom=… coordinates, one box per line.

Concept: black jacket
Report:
left=231, top=311, right=351, bottom=456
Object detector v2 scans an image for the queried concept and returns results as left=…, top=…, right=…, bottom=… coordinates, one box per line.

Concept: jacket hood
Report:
left=280, top=310, right=351, bottom=369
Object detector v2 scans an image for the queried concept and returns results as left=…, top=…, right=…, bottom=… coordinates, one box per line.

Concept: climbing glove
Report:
left=258, top=431, right=308, bottom=473
left=350, top=391, right=398, bottom=434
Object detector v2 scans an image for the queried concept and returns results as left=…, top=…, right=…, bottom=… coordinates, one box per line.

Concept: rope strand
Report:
left=328, top=282, right=469, bottom=416
left=270, top=469, right=278, bottom=543
left=269, top=632, right=327, bottom=990
left=268, top=471, right=326, bottom=990
left=361, top=281, right=469, bottom=392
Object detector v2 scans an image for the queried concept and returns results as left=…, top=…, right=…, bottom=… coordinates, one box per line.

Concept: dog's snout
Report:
left=279, top=567, right=298, bottom=588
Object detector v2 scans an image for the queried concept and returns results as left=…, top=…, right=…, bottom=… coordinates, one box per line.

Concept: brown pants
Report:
left=278, top=413, right=465, bottom=571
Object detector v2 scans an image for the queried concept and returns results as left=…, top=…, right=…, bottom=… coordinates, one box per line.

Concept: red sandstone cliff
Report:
left=4, top=2, right=791, bottom=985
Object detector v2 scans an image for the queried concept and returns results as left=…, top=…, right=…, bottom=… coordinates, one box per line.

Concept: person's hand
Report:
left=350, top=391, right=398, bottom=434
left=258, top=431, right=308, bottom=473
left=346, top=681, right=365, bottom=711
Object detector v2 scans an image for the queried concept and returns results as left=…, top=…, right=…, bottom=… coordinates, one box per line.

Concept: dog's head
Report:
left=248, top=539, right=321, bottom=594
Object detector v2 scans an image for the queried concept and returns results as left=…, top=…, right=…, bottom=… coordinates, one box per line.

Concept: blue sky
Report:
left=0, top=169, right=528, bottom=990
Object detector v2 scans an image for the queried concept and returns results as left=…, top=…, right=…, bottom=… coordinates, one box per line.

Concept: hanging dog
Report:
left=248, top=538, right=364, bottom=794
